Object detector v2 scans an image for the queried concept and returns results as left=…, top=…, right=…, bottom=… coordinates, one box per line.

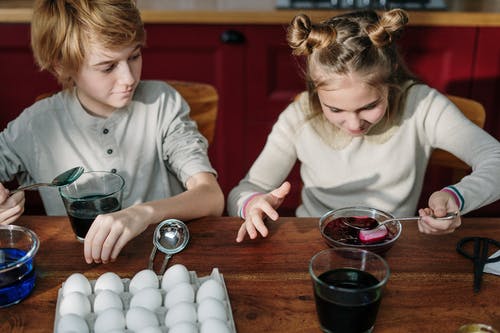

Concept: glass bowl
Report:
left=319, top=206, right=402, bottom=255
left=0, top=225, right=40, bottom=307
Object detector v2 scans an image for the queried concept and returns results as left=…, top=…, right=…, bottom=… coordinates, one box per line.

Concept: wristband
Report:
left=441, top=186, right=464, bottom=211
left=239, top=192, right=262, bottom=219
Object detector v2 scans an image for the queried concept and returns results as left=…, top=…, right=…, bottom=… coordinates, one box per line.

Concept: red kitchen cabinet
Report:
left=469, top=27, right=500, bottom=216
left=141, top=24, right=247, bottom=194
left=399, top=26, right=476, bottom=96
left=471, top=27, right=500, bottom=140
left=0, top=23, right=499, bottom=216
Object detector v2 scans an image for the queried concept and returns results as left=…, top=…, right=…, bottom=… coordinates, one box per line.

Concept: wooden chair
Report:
left=429, top=95, right=486, bottom=175
left=36, top=80, right=219, bottom=144
left=166, top=80, right=218, bottom=144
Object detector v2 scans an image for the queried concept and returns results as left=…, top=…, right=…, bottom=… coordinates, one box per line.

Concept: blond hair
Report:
left=287, top=9, right=417, bottom=125
left=31, top=0, right=145, bottom=88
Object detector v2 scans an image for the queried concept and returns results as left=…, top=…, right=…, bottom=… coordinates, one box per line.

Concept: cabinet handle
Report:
left=220, top=30, right=246, bottom=44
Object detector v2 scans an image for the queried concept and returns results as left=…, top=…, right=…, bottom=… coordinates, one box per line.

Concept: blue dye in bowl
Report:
left=0, top=225, right=39, bottom=308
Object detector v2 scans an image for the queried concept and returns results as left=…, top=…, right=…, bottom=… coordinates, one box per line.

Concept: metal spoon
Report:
left=344, top=211, right=459, bottom=231
left=10, top=166, right=84, bottom=195
left=148, top=219, right=190, bottom=275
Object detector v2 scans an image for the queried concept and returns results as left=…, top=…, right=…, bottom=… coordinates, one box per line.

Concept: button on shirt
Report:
left=0, top=81, right=216, bottom=215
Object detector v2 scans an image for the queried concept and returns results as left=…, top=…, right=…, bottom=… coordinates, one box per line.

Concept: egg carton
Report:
left=53, top=267, right=236, bottom=333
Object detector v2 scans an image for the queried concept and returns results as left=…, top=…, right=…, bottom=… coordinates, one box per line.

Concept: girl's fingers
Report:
left=236, top=223, right=248, bottom=243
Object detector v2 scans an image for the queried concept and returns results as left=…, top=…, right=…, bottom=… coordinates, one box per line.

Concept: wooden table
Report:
left=1, top=216, right=499, bottom=332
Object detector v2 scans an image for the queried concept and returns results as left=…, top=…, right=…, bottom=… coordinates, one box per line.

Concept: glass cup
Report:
left=0, top=225, right=39, bottom=308
left=59, top=171, right=125, bottom=242
left=309, top=247, right=390, bottom=333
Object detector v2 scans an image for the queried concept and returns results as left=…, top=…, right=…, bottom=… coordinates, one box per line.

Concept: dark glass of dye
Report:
left=309, top=248, right=390, bottom=333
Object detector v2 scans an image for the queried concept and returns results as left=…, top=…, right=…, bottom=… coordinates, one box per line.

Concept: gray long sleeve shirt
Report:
left=0, top=80, right=216, bottom=215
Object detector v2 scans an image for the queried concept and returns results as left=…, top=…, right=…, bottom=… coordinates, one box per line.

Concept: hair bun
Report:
left=366, top=9, right=409, bottom=47
left=287, top=14, right=336, bottom=56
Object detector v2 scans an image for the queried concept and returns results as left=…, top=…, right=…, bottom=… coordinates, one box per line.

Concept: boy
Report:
left=0, top=0, right=224, bottom=263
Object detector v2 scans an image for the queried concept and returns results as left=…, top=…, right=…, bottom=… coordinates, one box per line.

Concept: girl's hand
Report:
left=236, top=181, right=291, bottom=243
left=0, top=183, right=25, bottom=225
left=83, top=205, right=151, bottom=264
left=418, top=190, right=461, bottom=234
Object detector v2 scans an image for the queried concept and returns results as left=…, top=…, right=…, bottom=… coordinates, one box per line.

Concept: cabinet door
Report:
left=471, top=27, right=500, bottom=140
left=0, top=24, right=59, bottom=214
left=399, top=26, right=476, bottom=96
left=244, top=25, right=306, bottom=213
left=470, top=27, right=500, bottom=216
left=0, top=24, right=59, bottom=129
left=399, top=27, right=478, bottom=213
left=142, top=24, right=246, bottom=194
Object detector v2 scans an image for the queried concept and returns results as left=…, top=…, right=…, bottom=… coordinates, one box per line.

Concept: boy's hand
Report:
left=83, top=205, right=151, bottom=264
left=236, top=181, right=291, bottom=243
left=0, top=183, right=25, bottom=225
left=418, top=190, right=461, bottom=234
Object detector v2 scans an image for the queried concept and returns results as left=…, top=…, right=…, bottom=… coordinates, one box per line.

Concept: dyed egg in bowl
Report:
left=319, top=206, right=402, bottom=255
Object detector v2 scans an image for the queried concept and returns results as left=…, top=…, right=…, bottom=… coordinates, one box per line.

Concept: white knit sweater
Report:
left=228, top=84, right=500, bottom=217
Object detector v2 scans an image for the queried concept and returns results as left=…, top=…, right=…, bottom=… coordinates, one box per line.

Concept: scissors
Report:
left=456, top=237, right=500, bottom=293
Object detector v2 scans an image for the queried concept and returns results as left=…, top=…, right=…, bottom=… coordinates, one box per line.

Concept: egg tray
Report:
left=53, top=267, right=236, bottom=333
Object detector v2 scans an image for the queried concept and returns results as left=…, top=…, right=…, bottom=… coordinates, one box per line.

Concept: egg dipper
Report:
left=148, top=219, right=189, bottom=275
left=10, top=166, right=84, bottom=195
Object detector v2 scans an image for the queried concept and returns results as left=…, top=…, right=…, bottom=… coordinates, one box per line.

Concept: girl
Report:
left=228, top=9, right=500, bottom=242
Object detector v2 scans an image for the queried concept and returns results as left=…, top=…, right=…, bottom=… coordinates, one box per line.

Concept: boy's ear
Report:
left=53, top=62, right=64, bottom=77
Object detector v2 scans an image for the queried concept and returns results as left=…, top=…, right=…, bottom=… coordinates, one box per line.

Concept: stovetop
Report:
left=276, top=0, right=447, bottom=10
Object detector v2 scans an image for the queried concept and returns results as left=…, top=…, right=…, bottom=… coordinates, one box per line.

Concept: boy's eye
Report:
left=129, top=53, right=141, bottom=61
left=102, top=63, right=117, bottom=73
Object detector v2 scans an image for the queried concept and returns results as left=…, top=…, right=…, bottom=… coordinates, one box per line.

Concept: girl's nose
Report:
left=345, top=113, right=362, bottom=131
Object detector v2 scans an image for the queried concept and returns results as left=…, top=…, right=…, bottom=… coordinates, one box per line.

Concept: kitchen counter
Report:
left=1, top=0, right=500, bottom=26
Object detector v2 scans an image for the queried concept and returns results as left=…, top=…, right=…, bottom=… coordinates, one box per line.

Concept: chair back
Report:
left=166, top=80, right=218, bottom=144
left=429, top=95, right=486, bottom=171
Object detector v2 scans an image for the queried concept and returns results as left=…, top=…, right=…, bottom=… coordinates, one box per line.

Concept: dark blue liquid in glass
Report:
left=314, top=268, right=381, bottom=333
left=0, top=248, right=36, bottom=307
left=67, top=196, right=121, bottom=240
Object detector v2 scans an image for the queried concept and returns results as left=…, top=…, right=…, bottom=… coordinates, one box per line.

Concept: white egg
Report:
left=56, top=313, right=89, bottom=333
left=93, top=289, right=123, bottom=314
left=196, top=278, right=226, bottom=303
left=126, top=306, right=159, bottom=331
left=164, top=301, right=197, bottom=328
left=94, top=272, right=124, bottom=294
left=62, top=273, right=92, bottom=296
left=129, top=287, right=162, bottom=311
left=59, top=291, right=91, bottom=317
left=129, top=269, right=159, bottom=294
left=161, top=264, right=190, bottom=292
left=168, top=321, right=199, bottom=333
left=136, top=326, right=163, bottom=333
left=200, top=318, right=231, bottom=333
left=197, top=297, right=227, bottom=322
left=164, top=282, right=195, bottom=309
left=93, top=308, right=126, bottom=333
